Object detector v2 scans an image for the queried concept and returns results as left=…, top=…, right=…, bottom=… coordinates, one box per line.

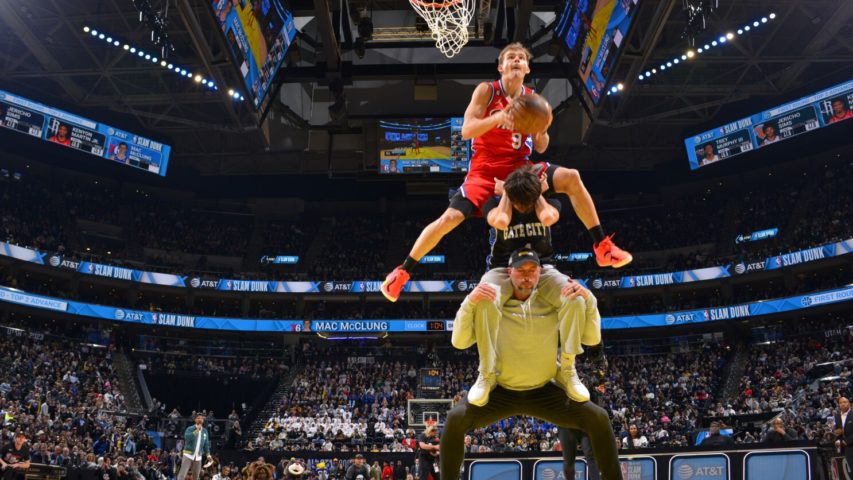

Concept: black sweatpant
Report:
left=559, top=428, right=600, bottom=480
left=440, top=383, right=622, bottom=480
left=420, top=456, right=439, bottom=480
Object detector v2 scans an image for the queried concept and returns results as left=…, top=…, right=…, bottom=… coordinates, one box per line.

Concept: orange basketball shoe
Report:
left=380, top=266, right=410, bottom=302
left=593, top=234, right=633, bottom=268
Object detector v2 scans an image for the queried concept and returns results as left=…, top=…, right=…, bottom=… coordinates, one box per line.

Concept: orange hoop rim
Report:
left=410, top=0, right=463, bottom=8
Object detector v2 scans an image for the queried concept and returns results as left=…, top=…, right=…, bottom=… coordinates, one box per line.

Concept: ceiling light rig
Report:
left=610, top=12, right=776, bottom=97
left=636, top=12, right=776, bottom=82
left=82, top=26, right=244, bottom=101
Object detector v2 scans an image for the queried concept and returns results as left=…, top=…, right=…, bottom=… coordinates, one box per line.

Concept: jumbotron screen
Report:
left=685, top=79, right=853, bottom=170
left=210, top=0, right=297, bottom=110
left=575, top=0, right=642, bottom=105
left=0, top=89, right=171, bottom=176
left=378, top=118, right=470, bottom=174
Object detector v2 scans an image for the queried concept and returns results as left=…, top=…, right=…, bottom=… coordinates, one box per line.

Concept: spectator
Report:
left=345, top=454, right=370, bottom=480
left=700, top=422, right=733, bottom=447
left=761, top=418, right=797, bottom=443
left=621, top=425, right=649, bottom=449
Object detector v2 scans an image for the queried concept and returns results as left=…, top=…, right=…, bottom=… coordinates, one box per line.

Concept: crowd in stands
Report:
left=717, top=315, right=852, bottom=444
left=1, top=157, right=850, bottom=286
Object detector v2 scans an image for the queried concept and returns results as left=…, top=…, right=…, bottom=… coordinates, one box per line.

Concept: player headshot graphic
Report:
left=828, top=97, right=853, bottom=124
left=48, top=123, right=72, bottom=146
left=760, top=122, right=780, bottom=145
left=111, top=142, right=130, bottom=163
left=389, top=159, right=398, bottom=173
left=699, top=143, right=719, bottom=165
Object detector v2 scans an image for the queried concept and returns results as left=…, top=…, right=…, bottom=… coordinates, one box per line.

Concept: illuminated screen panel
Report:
left=576, top=0, right=641, bottom=105
left=210, top=0, right=297, bottom=110
left=0, top=89, right=171, bottom=176
left=685, top=79, right=853, bottom=169
left=378, top=117, right=470, bottom=174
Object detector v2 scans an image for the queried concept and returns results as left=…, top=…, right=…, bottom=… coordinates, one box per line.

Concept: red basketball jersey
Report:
left=469, top=80, right=535, bottom=177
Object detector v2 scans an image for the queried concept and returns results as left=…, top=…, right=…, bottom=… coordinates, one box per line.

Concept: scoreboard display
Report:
left=685, top=79, right=853, bottom=169
left=0, top=89, right=171, bottom=176
left=378, top=117, right=470, bottom=174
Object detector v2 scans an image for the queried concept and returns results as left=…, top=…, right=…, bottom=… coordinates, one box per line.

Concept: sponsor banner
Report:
left=3, top=240, right=851, bottom=293
left=419, top=255, right=446, bottom=264
left=670, top=455, right=728, bottom=480
left=261, top=255, right=299, bottom=265
left=0, top=242, right=45, bottom=264
left=0, top=287, right=67, bottom=311
left=744, top=451, right=809, bottom=480
left=1, top=285, right=851, bottom=332
left=620, top=457, right=656, bottom=480
left=736, top=228, right=778, bottom=244
left=469, top=460, right=521, bottom=480
left=603, top=285, right=853, bottom=330
left=554, top=253, right=593, bottom=262
left=764, top=241, right=846, bottom=270
left=534, top=460, right=586, bottom=480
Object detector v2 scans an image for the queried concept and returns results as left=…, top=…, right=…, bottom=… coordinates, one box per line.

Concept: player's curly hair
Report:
left=504, top=167, right=540, bottom=213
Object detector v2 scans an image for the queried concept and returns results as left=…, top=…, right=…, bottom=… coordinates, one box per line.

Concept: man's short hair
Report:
left=498, top=42, right=532, bottom=64
left=762, top=122, right=777, bottom=132
left=15, top=432, right=25, bottom=438
left=504, top=167, right=540, bottom=211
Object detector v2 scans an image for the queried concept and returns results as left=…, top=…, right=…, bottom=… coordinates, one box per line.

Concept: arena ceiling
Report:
left=0, top=0, right=851, bottom=175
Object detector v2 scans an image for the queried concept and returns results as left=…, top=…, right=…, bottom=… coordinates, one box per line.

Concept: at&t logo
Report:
left=189, top=277, right=201, bottom=288
left=49, top=256, right=61, bottom=267
left=678, top=464, right=694, bottom=479
left=323, top=282, right=334, bottom=292
left=115, top=309, right=126, bottom=320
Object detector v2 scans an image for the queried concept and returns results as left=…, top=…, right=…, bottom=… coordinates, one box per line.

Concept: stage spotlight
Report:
left=761, top=17, right=767, bottom=23
left=207, top=80, right=215, bottom=87
left=113, top=41, right=120, bottom=46
left=711, top=40, right=717, bottom=46
left=160, top=60, right=167, bottom=66
left=651, top=68, right=657, bottom=73
left=744, top=25, right=750, bottom=31
left=106, top=37, right=112, bottom=43
left=769, top=12, right=776, bottom=19
left=180, top=69, right=187, bottom=75
left=673, top=58, right=679, bottom=64
left=638, top=74, right=644, bottom=80
left=194, top=75, right=202, bottom=83
left=753, top=21, right=759, bottom=27
left=686, top=50, right=695, bottom=58
left=137, top=51, right=144, bottom=57
left=98, top=33, right=105, bottom=39
left=610, top=86, right=618, bottom=93
left=681, top=54, right=687, bottom=60
left=144, top=54, right=150, bottom=59
left=617, top=83, right=624, bottom=91
left=666, top=61, right=672, bottom=67
left=704, top=44, right=710, bottom=49
left=718, top=36, right=726, bottom=43
left=228, top=89, right=235, bottom=96
left=697, top=48, right=703, bottom=53
left=91, top=29, right=98, bottom=36
left=726, top=32, right=734, bottom=40
left=83, top=26, right=90, bottom=33
left=661, top=65, right=666, bottom=70
left=737, top=29, right=743, bottom=34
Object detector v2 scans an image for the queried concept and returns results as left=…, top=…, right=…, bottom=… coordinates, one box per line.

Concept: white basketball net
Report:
left=409, top=0, right=475, bottom=58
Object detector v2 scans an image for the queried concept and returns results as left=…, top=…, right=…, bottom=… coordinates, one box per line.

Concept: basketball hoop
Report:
left=410, top=0, right=475, bottom=58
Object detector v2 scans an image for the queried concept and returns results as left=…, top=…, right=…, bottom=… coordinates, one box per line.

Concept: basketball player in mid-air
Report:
left=381, top=42, right=632, bottom=302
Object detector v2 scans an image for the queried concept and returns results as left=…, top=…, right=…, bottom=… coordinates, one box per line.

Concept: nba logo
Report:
left=87, top=264, right=95, bottom=273
left=151, top=313, right=158, bottom=324
left=703, top=310, right=710, bottom=321
left=628, top=277, right=636, bottom=287
left=226, top=280, right=233, bottom=290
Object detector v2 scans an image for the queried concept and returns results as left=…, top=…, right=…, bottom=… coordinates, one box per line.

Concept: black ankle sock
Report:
left=589, top=225, right=606, bottom=245
left=402, top=256, right=418, bottom=272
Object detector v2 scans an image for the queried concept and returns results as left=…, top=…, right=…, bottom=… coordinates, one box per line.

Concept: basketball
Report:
left=510, top=93, right=552, bottom=135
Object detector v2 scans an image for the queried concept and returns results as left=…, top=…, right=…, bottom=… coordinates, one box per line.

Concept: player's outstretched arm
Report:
left=534, top=196, right=559, bottom=226
left=487, top=193, right=513, bottom=230
left=461, top=83, right=512, bottom=139
left=533, top=130, right=550, bottom=154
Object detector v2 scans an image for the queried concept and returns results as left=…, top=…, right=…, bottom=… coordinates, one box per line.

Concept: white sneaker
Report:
left=557, top=355, right=590, bottom=402
left=467, top=373, right=496, bottom=406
